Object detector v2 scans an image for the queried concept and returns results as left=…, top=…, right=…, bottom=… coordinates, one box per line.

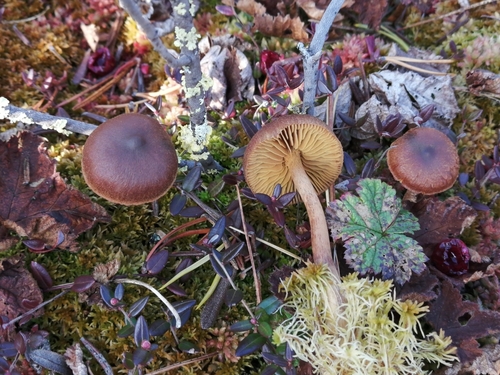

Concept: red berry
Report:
left=88, top=47, right=116, bottom=76
left=431, top=239, right=470, bottom=276
left=259, top=50, right=281, bottom=74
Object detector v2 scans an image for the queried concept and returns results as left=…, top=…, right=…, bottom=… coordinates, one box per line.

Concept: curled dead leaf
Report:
left=410, top=196, right=477, bottom=248
left=0, top=256, right=43, bottom=340
left=466, top=69, right=500, bottom=98
left=223, top=0, right=309, bottom=41
left=200, top=36, right=254, bottom=110
left=0, top=132, right=111, bottom=252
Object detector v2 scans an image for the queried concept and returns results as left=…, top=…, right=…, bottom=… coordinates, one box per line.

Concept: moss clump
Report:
left=273, top=263, right=457, bottom=375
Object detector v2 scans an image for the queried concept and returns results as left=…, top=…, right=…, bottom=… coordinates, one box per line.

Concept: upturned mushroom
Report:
left=387, top=127, right=459, bottom=201
left=243, top=114, right=343, bottom=277
left=82, top=113, right=178, bottom=205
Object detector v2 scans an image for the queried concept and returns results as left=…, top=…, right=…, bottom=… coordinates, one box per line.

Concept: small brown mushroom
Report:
left=82, top=113, right=178, bottom=205
left=243, top=114, right=343, bottom=277
left=387, top=127, right=459, bottom=200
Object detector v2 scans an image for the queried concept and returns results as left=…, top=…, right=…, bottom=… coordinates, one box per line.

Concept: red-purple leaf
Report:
left=149, top=319, right=170, bottom=336
left=235, top=333, right=266, bottom=357
left=21, top=298, right=39, bottom=309
left=71, top=275, right=96, bottom=293
left=215, top=4, right=235, bottom=16
left=169, top=194, right=187, bottom=216
left=426, top=280, right=500, bottom=363
left=175, top=258, right=193, bottom=282
left=30, top=261, right=53, bottom=290
left=145, top=250, right=169, bottom=275
left=179, top=206, right=204, bottom=218
left=132, top=347, right=152, bottom=366
left=182, top=165, right=202, bottom=192
left=134, top=316, right=149, bottom=348
left=166, top=282, right=187, bottom=296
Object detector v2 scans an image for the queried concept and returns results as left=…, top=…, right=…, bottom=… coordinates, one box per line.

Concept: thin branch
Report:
left=236, top=185, right=262, bottom=304
left=1, top=291, right=68, bottom=329
left=0, top=97, right=97, bottom=138
left=119, top=0, right=190, bottom=67
left=146, top=352, right=218, bottom=374
left=402, top=0, right=496, bottom=29
left=299, top=0, right=345, bottom=115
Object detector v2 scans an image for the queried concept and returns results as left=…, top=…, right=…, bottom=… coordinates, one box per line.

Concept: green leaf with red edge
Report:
left=426, top=279, right=500, bottom=363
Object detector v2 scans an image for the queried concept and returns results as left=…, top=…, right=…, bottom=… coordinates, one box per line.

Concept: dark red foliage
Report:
left=88, top=47, right=116, bottom=76
left=259, top=50, right=281, bottom=74
left=431, top=238, right=470, bottom=276
left=426, top=280, right=500, bottom=363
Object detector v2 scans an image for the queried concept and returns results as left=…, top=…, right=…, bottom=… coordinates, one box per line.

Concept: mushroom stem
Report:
left=287, top=150, right=340, bottom=279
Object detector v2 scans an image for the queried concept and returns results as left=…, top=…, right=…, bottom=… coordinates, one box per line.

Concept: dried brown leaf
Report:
left=296, top=0, right=332, bottom=19
left=349, top=0, right=388, bottom=28
left=465, top=262, right=500, bottom=284
left=410, top=196, right=477, bottom=248
left=0, top=256, right=43, bottom=338
left=0, top=132, right=110, bottom=252
left=426, top=280, right=500, bottom=364
left=472, top=212, right=500, bottom=261
left=92, top=258, right=120, bottom=284
left=199, top=37, right=254, bottom=110
left=78, top=259, right=120, bottom=306
left=457, top=344, right=500, bottom=375
left=466, top=69, right=500, bottom=97
left=397, top=267, right=439, bottom=303
left=253, top=13, right=308, bottom=42
left=227, top=0, right=309, bottom=41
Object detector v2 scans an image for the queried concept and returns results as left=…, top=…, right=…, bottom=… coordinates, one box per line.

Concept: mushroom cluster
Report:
left=82, top=113, right=178, bottom=205
left=387, top=126, right=459, bottom=200
left=243, top=114, right=343, bottom=276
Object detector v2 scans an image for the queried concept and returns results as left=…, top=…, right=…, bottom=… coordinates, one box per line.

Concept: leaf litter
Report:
left=0, top=132, right=110, bottom=252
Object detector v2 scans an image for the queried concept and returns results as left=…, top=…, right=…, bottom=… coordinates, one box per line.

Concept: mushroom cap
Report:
left=387, top=127, right=459, bottom=195
left=82, top=113, right=178, bottom=205
left=243, top=114, right=343, bottom=202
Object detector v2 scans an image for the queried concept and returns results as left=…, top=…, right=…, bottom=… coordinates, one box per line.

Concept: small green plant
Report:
left=327, top=178, right=427, bottom=284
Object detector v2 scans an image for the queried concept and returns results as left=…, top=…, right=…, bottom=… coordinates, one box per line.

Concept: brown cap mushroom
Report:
left=243, top=114, right=343, bottom=277
left=387, top=127, right=459, bottom=196
left=82, top=113, right=178, bottom=205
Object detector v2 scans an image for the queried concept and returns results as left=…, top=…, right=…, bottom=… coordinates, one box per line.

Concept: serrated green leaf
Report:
left=327, top=178, right=427, bottom=284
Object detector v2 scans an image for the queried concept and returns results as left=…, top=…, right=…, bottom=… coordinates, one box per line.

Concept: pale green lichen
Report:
left=177, top=121, right=213, bottom=155
left=174, top=26, right=200, bottom=51
left=0, top=97, right=71, bottom=135
left=39, top=119, right=71, bottom=135
left=174, top=2, right=187, bottom=16
left=189, top=0, right=196, bottom=17
left=273, top=263, right=457, bottom=375
left=181, top=74, right=212, bottom=99
left=0, top=97, right=33, bottom=125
